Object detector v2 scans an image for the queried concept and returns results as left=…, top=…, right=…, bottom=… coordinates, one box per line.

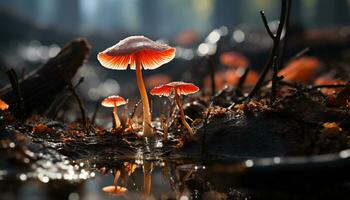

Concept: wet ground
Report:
left=1, top=106, right=350, bottom=200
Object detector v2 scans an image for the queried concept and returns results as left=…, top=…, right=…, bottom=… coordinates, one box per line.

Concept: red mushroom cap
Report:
left=101, top=95, right=127, bottom=107
left=150, top=81, right=199, bottom=97
left=97, top=36, right=176, bottom=70
left=102, top=185, right=127, bottom=195
left=0, top=99, right=9, bottom=110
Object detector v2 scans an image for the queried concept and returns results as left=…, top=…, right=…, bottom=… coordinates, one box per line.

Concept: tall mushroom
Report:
left=97, top=36, right=176, bottom=137
left=150, top=81, right=199, bottom=136
left=101, top=95, right=127, bottom=129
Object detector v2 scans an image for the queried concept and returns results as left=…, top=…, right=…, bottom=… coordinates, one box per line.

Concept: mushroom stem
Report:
left=113, top=106, right=121, bottom=129
left=135, top=56, right=153, bottom=137
left=174, top=92, right=194, bottom=136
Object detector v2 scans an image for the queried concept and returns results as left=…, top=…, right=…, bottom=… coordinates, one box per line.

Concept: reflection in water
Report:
left=96, top=151, right=350, bottom=200
left=99, top=158, right=210, bottom=199
left=143, top=161, right=153, bottom=196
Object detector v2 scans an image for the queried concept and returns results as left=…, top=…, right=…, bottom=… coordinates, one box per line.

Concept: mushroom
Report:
left=0, top=99, right=9, bottom=111
left=150, top=81, right=199, bottom=136
left=97, top=36, right=176, bottom=137
left=101, top=95, right=127, bottom=129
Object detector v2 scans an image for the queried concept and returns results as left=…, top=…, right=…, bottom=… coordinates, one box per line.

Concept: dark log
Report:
left=0, top=38, right=91, bottom=115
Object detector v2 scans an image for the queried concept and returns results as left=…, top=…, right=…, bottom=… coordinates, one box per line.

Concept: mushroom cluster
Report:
left=98, top=35, right=200, bottom=137
left=98, top=36, right=194, bottom=137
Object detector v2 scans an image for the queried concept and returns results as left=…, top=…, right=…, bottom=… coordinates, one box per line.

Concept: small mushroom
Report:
left=150, top=81, right=199, bottom=136
left=98, top=36, right=176, bottom=137
left=101, top=95, right=127, bottom=129
left=0, top=99, right=9, bottom=110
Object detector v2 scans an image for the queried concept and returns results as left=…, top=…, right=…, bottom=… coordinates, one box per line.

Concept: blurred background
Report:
left=0, top=0, right=349, bottom=126
left=0, top=1, right=350, bottom=199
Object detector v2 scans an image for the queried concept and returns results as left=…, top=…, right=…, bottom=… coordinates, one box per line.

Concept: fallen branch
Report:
left=0, top=38, right=91, bottom=116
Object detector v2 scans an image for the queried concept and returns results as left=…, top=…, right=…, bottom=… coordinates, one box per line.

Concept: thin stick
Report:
left=6, top=69, right=25, bottom=119
left=279, top=0, right=292, bottom=66
left=270, top=56, right=279, bottom=105
left=270, top=0, right=291, bottom=105
left=235, top=67, right=250, bottom=96
left=91, top=102, right=100, bottom=124
left=308, top=84, right=349, bottom=90
left=201, top=102, right=213, bottom=157
left=67, top=80, right=87, bottom=130
left=286, top=47, right=310, bottom=64
left=260, top=11, right=275, bottom=39
left=246, top=0, right=288, bottom=101
left=208, top=56, right=216, bottom=96
left=129, top=99, right=142, bottom=119
left=51, top=76, right=84, bottom=119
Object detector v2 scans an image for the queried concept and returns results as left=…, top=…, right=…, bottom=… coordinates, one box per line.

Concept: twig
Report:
left=279, top=0, right=292, bottom=66
left=201, top=102, right=213, bottom=157
left=49, top=76, right=85, bottom=119
left=271, top=0, right=292, bottom=105
left=286, top=47, right=310, bottom=64
left=129, top=99, right=142, bottom=119
left=6, top=69, right=25, bottom=119
left=235, top=67, right=251, bottom=96
left=308, top=84, right=349, bottom=90
left=67, top=78, right=87, bottom=130
left=52, top=94, right=72, bottom=119
left=270, top=56, right=279, bottom=105
left=260, top=11, right=275, bottom=39
left=246, top=0, right=289, bottom=102
left=211, top=85, right=228, bottom=102
left=91, top=102, right=100, bottom=124
left=208, top=56, right=216, bottom=96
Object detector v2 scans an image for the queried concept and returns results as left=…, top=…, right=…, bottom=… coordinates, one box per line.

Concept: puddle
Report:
left=1, top=115, right=350, bottom=200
